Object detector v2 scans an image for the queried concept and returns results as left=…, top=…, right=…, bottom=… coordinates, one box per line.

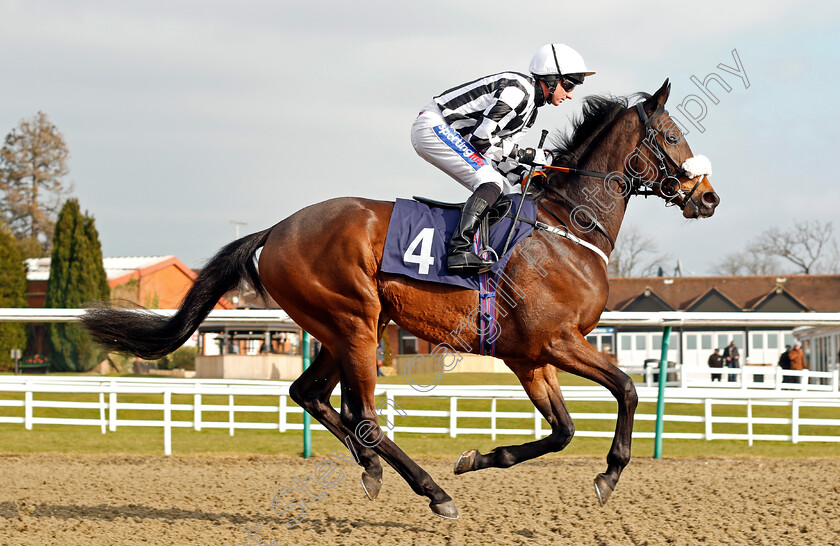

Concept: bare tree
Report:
left=824, top=239, right=840, bottom=273
left=750, top=221, right=836, bottom=274
left=0, top=111, right=71, bottom=257
left=609, top=224, right=672, bottom=277
left=712, top=250, right=780, bottom=276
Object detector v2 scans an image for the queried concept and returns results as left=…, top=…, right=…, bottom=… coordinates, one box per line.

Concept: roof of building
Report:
left=25, top=256, right=193, bottom=284
left=607, top=275, right=840, bottom=312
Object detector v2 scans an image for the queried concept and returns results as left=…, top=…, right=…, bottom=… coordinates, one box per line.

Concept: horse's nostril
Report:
left=703, top=192, right=719, bottom=205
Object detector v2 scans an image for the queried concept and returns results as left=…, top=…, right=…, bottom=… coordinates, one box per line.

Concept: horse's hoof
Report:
left=594, top=474, right=614, bottom=506
left=430, top=500, right=459, bottom=520
left=454, top=449, right=478, bottom=475
left=360, top=471, right=382, bottom=501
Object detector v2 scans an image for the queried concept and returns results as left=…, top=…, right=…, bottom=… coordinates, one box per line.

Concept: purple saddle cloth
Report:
left=380, top=195, right=536, bottom=290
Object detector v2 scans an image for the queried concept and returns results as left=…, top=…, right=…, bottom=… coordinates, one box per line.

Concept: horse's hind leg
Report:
left=289, top=346, right=384, bottom=500
left=454, top=362, right=575, bottom=474
left=334, top=339, right=459, bottom=519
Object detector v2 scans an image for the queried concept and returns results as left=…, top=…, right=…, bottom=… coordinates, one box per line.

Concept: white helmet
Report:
left=529, top=43, right=595, bottom=81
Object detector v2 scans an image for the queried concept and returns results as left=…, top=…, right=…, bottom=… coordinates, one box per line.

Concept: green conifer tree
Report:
left=0, top=227, right=27, bottom=370
left=84, top=211, right=110, bottom=300
left=45, top=199, right=109, bottom=371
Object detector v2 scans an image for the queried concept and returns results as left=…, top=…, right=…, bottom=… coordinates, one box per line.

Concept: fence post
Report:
left=385, top=391, right=396, bottom=441
left=654, top=325, right=672, bottom=459
left=740, top=367, right=748, bottom=390
left=491, top=398, right=497, bottom=441
left=645, top=365, right=653, bottom=387
left=704, top=399, right=713, bottom=440
left=194, top=382, right=202, bottom=431
left=99, top=392, right=107, bottom=434
left=775, top=367, right=783, bottom=391
left=163, top=390, right=172, bottom=455
left=109, top=391, right=117, bottom=432
left=791, top=399, right=800, bottom=444
left=279, top=394, right=287, bottom=432
left=746, top=400, right=753, bottom=447
left=24, top=389, right=32, bottom=430
left=449, top=397, right=457, bottom=438
left=799, top=371, right=808, bottom=391
left=302, top=331, right=311, bottom=458
left=228, top=394, right=235, bottom=437
left=678, top=363, right=686, bottom=388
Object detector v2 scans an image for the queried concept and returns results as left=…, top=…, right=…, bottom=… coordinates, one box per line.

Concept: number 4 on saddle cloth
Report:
left=381, top=194, right=537, bottom=356
left=381, top=194, right=536, bottom=289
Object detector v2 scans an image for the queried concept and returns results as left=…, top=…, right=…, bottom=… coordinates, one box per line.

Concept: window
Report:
left=602, top=337, right=614, bottom=354
left=835, top=335, right=840, bottom=363
left=767, top=334, right=778, bottom=349
left=733, top=333, right=745, bottom=348
left=586, top=335, right=597, bottom=348
left=621, top=335, right=632, bottom=351
left=635, top=335, right=647, bottom=350
left=718, top=334, right=729, bottom=349
left=784, top=333, right=794, bottom=347
left=399, top=329, right=418, bottom=354
left=652, top=334, right=662, bottom=349
left=686, top=334, right=697, bottom=350
left=701, top=334, right=712, bottom=350
left=751, top=333, right=764, bottom=349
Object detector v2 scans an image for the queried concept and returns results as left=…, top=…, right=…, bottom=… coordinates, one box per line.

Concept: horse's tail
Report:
left=81, top=228, right=273, bottom=360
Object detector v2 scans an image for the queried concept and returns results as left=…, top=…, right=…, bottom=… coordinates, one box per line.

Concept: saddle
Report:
left=380, top=194, right=536, bottom=290
left=412, top=194, right=514, bottom=227
left=412, top=195, right=514, bottom=262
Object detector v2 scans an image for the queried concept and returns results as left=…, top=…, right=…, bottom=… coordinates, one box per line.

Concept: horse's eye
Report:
left=666, top=133, right=679, bottom=145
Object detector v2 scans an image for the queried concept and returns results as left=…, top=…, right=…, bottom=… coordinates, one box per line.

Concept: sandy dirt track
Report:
left=1, top=454, right=839, bottom=545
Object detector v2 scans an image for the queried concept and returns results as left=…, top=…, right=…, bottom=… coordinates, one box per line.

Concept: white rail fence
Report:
left=1, top=377, right=839, bottom=455
left=3, top=308, right=839, bottom=393
left=621, top=364, right=839, bottom=391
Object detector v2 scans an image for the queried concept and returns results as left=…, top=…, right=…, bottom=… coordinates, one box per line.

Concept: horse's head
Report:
left=632, top=80, right=719, bottom=219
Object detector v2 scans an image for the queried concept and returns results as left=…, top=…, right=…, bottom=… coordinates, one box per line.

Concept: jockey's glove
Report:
left=517, top=147, right=554, bottom=167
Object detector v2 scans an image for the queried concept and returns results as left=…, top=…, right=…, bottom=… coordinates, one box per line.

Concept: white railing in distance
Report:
left=1, top=377, right=839, bottom=455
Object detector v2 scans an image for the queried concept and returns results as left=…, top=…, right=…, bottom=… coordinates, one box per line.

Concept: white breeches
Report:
left=410, top=102, right=520, bottom=195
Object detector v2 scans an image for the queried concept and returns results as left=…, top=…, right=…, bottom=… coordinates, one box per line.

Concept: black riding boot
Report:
left=447, top=184, right=500, bottom=274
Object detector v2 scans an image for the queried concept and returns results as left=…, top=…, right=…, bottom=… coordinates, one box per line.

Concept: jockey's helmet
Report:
left=529, top=43, right=595, bottom=90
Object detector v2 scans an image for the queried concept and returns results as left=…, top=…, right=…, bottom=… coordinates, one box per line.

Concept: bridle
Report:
left=633, top=102, right=702, bottom=209
left=539, top=102, right=704, bottom=212
left=526, top=100, right=708, bottom=252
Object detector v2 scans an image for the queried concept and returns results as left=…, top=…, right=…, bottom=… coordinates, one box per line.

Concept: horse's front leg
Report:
left=454, top=362, right=575, bottom=473
left=544, top=328, right=638, bottom=506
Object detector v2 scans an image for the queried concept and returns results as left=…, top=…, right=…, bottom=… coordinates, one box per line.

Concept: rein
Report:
left=538, top=189, right=615, bottom=248
left=514, top=101, right=706, bottom=264
left=540, top=103, right=703, bottom=209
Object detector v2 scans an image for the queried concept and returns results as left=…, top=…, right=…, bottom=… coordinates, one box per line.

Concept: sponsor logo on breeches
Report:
left=433, top=124, right=486, bottom=170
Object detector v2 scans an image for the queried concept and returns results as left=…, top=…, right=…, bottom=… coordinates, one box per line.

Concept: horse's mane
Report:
left=551, top=93, right=651, bottom=167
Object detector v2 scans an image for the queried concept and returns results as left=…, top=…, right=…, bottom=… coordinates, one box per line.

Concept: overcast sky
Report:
left=1, top=0, right=837, bottom=275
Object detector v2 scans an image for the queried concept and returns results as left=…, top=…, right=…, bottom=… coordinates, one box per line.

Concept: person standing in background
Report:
left=779, top=345, right=793, bottom=384
left=708, top=348, right=724, bottom=382
left=788, top=342, right=806, bottom=384
left=723, top=340, right=740, bottom=383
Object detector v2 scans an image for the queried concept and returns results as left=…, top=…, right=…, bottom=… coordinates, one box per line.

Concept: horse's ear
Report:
left=645, top=79, right=671, bottom=112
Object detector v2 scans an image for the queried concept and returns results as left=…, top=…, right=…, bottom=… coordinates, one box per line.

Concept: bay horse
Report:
left=82, top=80, right=718, bottom=519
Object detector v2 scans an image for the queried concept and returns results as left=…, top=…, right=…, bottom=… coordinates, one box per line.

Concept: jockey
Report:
left=411, top=43, right=594, bottom=274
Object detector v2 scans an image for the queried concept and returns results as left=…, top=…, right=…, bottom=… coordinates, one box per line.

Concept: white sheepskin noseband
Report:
left=681, top=155, right=712, bottom=179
